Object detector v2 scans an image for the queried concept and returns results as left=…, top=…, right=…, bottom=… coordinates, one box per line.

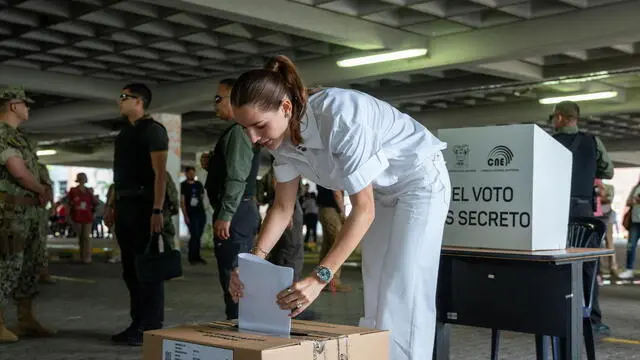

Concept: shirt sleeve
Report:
left=331, top=117, right=389, bottom=195
left=272, top=155, right=300, bottom=183
left=217, top=125, right=254, bottom=222
left=0, top=147, right=22, bottom=166
left=594, top=136, right=614, bottom=180
left=144, top=122, right=169, bottom=152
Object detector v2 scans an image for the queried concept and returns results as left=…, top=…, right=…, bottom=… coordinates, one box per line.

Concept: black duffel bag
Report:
left=135, top=233, right=182, bottom=283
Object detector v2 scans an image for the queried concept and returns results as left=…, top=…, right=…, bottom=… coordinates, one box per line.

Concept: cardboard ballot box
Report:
left=143, top=320, right=389, bottom=360
left=438, top=124, right=572, bottom=251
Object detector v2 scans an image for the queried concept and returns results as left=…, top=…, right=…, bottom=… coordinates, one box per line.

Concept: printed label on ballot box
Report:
left=162, top=339, right=233, bottom=360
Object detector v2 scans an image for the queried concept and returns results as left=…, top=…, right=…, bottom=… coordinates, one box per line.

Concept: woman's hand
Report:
left=277, top=276, right=326, bottom=317
left=229, top=268, right=244, bottom=303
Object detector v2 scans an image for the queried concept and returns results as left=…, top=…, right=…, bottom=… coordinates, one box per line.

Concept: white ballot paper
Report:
left=237, top=253, right=294, bottom=337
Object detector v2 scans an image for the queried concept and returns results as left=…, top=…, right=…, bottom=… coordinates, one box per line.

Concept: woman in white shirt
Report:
left=228, top=55, right=451, bottom=360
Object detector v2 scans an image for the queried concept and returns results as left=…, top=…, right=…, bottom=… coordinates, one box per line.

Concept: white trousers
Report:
left=359, top=152, right=451, bottom=360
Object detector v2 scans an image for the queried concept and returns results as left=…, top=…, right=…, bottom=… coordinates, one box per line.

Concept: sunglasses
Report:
left=119, top=93, right=138, bottom=101
left=215, top=95, right=227, bottom=104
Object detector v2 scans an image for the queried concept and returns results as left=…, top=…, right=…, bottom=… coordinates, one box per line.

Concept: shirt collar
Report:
left=298, top=105, right=324, bottom=150
left=557, top=125, right=579, bottom=134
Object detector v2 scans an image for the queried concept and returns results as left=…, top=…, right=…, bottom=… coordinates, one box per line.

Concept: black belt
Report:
left=116, top=187, right=149, bottom=198
left=0, top=192, right=40, bottom=206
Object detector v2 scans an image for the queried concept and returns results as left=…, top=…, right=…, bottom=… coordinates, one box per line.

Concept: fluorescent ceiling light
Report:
left=337, top=48, right=428, bottom=68
left=36, top=149, right=57, bottom=156
left=538, top=91, right=619, bottom=105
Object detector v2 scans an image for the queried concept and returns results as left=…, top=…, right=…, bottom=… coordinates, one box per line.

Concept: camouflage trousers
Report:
left=35, top=210, right=49, bottom=269
left=0, top=217, right=41, bottom=307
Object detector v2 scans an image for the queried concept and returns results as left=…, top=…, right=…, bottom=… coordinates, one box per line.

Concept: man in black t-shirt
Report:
left=105, top=83, right=168, bottom=347
left=180, top=166, right=207, bottom=265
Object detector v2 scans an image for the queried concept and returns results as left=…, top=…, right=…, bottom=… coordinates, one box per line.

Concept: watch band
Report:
left=314, top=265, right=333, bottom=283
left=152, top=208, right=162, bottom=215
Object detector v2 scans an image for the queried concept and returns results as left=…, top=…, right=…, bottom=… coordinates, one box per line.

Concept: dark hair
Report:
left=220, top=78, right=236, bottom=88
left=230, top=55, right=307, bottom=145
left=122, top=83, right=152, bottom=109
left=184, top=166, right=195, bottom=172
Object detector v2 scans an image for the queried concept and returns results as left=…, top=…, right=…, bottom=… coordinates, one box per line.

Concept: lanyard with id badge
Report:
left=189, top=184, right=201, bottom=208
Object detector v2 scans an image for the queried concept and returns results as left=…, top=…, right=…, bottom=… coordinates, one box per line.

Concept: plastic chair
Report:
left=490, top=216, right=605, bottom=360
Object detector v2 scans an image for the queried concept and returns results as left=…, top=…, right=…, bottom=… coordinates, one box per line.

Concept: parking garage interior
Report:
left=3, top=0, right=640, bottom=359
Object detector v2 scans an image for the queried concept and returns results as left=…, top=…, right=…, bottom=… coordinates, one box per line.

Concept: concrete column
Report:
left=153, top=112, right=181, bottom=250
left=195, top=151, right=214, bottom=249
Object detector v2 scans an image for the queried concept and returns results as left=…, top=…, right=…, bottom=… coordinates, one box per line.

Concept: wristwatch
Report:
left=313, top=265, right=333, bottom=283
left=152, top=208, right=162, bottom=215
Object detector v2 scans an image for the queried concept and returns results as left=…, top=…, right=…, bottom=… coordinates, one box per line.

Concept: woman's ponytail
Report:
left=265, top=56, right=307, bottom=145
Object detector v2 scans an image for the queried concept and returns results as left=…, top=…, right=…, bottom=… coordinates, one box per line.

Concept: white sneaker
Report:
left=618, top=269, right=634, bottom=279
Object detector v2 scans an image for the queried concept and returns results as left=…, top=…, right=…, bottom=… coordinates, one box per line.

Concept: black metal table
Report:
left=433, top=246, right=614, bottom=360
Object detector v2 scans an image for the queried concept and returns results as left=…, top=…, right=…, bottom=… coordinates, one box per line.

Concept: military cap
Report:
left=0, top=86, right=35, bottom=105
left=552, top=101, right=580, bottom=119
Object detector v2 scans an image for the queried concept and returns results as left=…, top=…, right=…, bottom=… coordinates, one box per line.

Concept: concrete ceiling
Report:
left=1, top=0, right=640, bottom=168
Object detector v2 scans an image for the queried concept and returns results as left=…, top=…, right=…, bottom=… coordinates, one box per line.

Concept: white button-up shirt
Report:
left=270, top=88, right=446, bottom=195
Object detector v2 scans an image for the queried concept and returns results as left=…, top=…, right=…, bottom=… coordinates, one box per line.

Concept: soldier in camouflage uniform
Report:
left=0, top=87, right=55, bottom=343
left=36, top=163, right=55, bottom=284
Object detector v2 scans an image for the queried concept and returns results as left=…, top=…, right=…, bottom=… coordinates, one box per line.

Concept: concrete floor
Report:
left=2, top=251, right=640, bottom=360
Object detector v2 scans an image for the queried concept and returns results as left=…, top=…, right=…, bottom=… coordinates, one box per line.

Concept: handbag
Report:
left=623, top=184, right=640, bottom=231
left=135, top=233, right=183, bottom=283
left=623, top=207, right=632, bottom=230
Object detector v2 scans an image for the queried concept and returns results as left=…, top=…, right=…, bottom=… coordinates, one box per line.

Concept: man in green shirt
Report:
left=551, top=100, right=614, bottom=336
left=203, top=78, right=260, bottom=320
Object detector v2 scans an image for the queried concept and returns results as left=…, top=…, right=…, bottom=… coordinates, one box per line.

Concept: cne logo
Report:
left=487, top=145, right=514, bottom=167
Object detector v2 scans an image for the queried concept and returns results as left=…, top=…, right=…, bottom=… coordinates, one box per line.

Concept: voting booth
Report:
left=438, top=124, right=572, bottom=251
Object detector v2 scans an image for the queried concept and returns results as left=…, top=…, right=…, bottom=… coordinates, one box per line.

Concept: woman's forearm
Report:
left=319, top=203, right=375, bottom=274
left=253, top=203, right=293, bottom=258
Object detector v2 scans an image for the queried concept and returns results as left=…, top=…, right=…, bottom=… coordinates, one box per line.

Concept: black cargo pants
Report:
left=115, top=196, right=164, bottom=330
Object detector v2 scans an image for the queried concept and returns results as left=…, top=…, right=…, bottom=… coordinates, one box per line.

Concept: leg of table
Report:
left=535, top=335, right=549, bottom=360
left=559, top=261, right=583, bottom=360
left=433, top=322, right=450, bottom=360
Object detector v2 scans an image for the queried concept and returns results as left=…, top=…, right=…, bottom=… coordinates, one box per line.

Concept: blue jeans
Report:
left=626, top=222, right=640, bottom=269
left=187, top=211, right=206, bottom=262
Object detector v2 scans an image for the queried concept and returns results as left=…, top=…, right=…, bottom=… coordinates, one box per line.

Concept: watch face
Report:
left=317, top=267, right=332, bottom=282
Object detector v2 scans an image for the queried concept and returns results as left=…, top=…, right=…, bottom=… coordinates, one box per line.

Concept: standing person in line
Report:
left=620, top=179, right=640, bottom=280
left=228, top=56, right=451, bottom=360
left=180, top=166, right=207, bottom=265
left=67, top=172, right=97, bottom=264
left=36, top=163, right=56, bottom=284
left=0, top=87, right=56, bottom=343
left=105, top=83, right=168, bottom=346
left=203, top=78, right=261, bottom=320
left=316, top=185, right=351, bottom=292
left=551, top=100, right=614, bottom=336
left=595, top=180, right=618, bottom=278
left=302, top=192, right=318, bottom=247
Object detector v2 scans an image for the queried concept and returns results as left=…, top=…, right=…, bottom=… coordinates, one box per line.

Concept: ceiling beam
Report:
left=0, top=65, right=124, bottom=101
left=609, top=152, right=640, bottom=166
left=463, top=60, right=543, bottom=81
left=544, top=54, right=640, bottom=78
left=136, top=0, right=428, bottom=51
left=416, top=88, right=640, bottom=130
